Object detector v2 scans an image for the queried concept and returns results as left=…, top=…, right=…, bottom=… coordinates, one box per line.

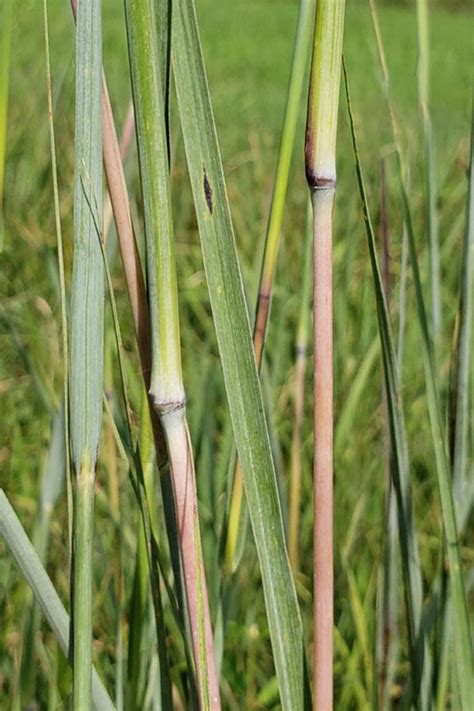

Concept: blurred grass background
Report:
left=1, top=0, right=473, bottom=707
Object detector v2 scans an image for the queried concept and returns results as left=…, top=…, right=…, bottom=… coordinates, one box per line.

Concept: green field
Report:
left=1, top=0, right=473, bottom=708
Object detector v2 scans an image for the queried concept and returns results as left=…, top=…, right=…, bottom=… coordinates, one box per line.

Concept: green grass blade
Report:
left=343, top=63, right=432, bottom=709
left=257, top=0, right=314, bottom=304
left=416, top=0, right=441, bottom=342
left=171, top=2, right=307, bottom=707
left=70, top=0, right=104, bottom=706
left=335, top=337, right=380, bottom=457
left=0, top=490, right=115, bottom=711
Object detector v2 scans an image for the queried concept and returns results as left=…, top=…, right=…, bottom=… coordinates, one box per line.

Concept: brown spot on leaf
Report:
left=203, top=168, right=213, bottom=214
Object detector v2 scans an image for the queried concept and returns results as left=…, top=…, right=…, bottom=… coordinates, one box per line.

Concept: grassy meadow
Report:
left=1, top=0, right=473, bottom=708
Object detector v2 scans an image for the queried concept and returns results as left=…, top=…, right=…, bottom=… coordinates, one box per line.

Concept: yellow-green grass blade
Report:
left=257, top=0, right=314, bottom=301
left=171, top=2, right=307, bottom=708
left=335, top=337, right=380, bottom=457
left=69, top=0, right=104, bottom=706
left=344, top=64, right=432, bottom=709
left=0, top=490, right=115, bottom=711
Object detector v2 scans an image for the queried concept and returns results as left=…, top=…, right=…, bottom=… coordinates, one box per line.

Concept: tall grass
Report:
left=0, top=1, right=473, bottom=709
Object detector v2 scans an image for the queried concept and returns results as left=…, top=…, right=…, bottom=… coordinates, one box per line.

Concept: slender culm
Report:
left=69, top=0, right=103, bottom=707
left=305, top=1, right=345, bottom=707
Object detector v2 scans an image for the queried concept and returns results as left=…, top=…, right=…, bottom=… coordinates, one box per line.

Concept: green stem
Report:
left=73, top=464, right=95, bottom=710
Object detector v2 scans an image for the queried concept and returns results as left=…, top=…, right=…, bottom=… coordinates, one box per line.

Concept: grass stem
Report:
left=305, top=1, right=345, bottom=706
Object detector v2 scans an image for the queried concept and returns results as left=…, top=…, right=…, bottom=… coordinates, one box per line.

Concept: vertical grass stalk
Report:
left=305, top=2, right=345, bottom=707
left=70, top=0, right=103, bottom=707
left=124, top=0, right=219, bottom=706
